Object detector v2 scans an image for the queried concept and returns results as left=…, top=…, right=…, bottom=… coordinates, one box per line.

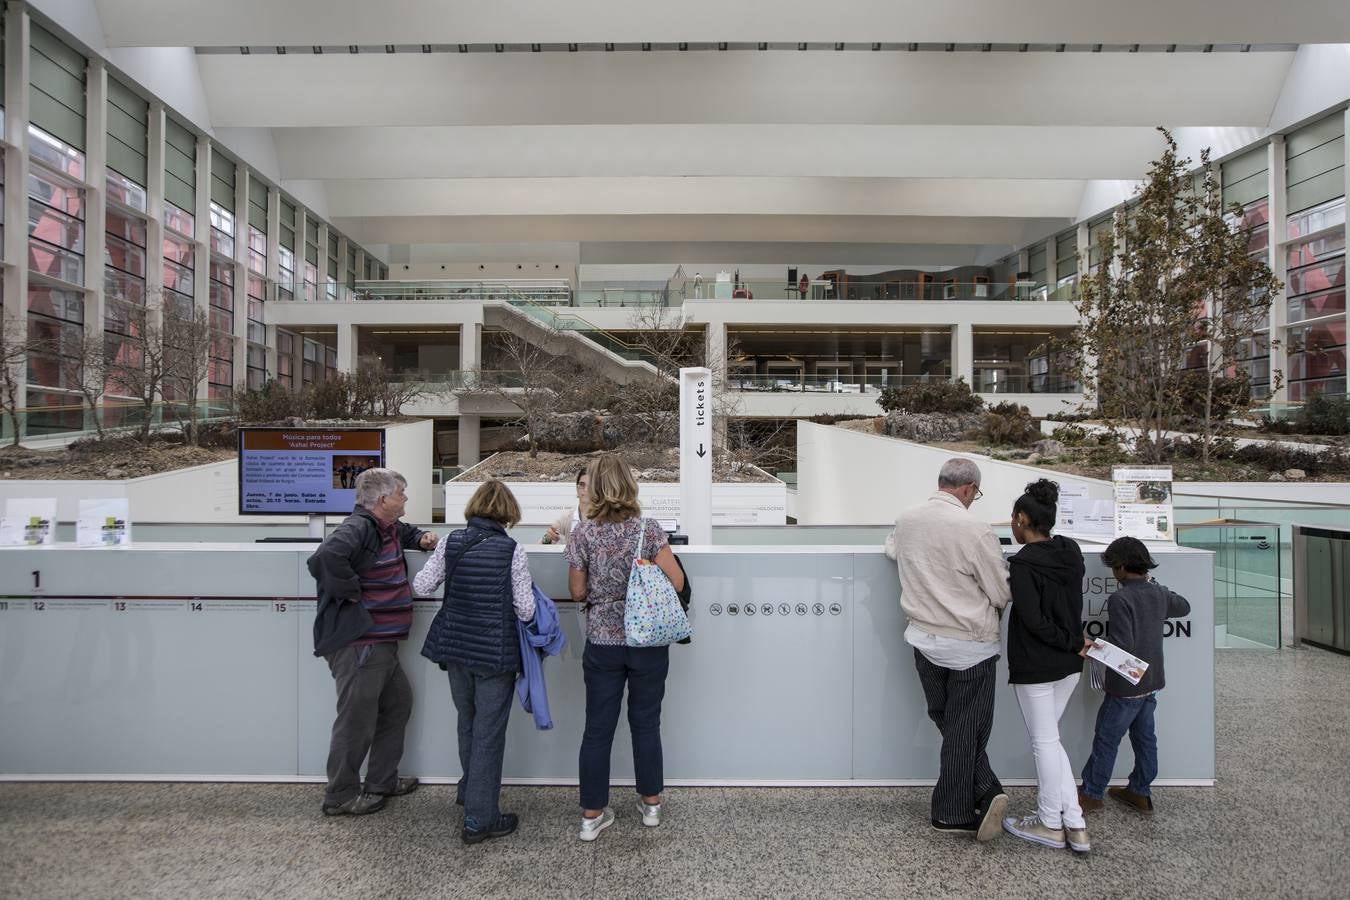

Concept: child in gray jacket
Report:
left=1078, top=537, right=1190, bottom=814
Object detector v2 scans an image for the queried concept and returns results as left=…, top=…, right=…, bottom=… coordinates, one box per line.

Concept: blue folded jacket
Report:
left=516, top=585, right=566, bottom=730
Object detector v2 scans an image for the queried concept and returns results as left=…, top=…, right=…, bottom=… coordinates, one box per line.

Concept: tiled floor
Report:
left=2, top=647, right=1346, bottom=899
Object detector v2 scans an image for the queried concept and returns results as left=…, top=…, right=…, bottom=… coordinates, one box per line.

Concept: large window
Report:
left=303, top=216, right=319, bottom=301
left=277, top=330, right=295, bottom=389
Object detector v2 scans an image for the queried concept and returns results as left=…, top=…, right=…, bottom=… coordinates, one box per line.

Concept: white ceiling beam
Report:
left=197, top=51, right=1294, bottom=128
left=320, top=176, right=1085, bottom=219
left=273, top=125, right=1180, bottom=180
left=94, top=1, right=1350, bottom=47
left=335, top=214, right=1072, bottom=247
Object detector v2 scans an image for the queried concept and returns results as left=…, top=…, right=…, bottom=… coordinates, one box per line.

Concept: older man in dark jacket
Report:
left=307, top=467, right=437, bottom=817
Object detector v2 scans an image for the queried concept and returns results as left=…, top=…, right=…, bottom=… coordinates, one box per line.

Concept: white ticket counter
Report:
left=0, top=543, right=1214, bottom=785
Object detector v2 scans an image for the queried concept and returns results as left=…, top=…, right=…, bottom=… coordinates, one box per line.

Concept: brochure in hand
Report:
left=1086, top=638, right=1150, bottom=686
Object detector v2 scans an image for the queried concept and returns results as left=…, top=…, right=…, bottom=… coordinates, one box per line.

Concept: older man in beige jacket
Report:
left=885, top=457, right=1012, bottom=842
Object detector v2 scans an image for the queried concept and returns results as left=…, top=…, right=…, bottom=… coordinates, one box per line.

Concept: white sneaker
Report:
left=578, top=807, right=615, bottom=842
left=637, top=798, right=662, bottom=827
left=1002, top=813, right=1067, bottom=849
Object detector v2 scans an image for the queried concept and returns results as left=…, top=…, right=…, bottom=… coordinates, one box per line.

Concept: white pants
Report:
left=1014, top=674, right=1084, bottom=830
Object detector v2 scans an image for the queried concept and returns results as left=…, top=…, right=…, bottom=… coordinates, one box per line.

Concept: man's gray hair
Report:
left=354, top=467, right=406, bottom=508
left=937, top=457, right=982, bottom=489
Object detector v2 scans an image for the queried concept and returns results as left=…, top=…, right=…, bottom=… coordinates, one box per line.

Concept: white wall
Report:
left=442, top=480, right=787, bottom=530
left=0, top=420, right=435, bottom=525
left=1268, top=43, right=1350, bottom=132
left=794, top=421, right=1114, bottom=526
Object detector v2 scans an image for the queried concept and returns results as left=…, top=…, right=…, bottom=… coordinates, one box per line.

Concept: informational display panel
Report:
left=238, top=428, right=385, bottom=515
left=1113, top=466, right=1175, bottom=541
left=679, top=367, right=713, bottom=544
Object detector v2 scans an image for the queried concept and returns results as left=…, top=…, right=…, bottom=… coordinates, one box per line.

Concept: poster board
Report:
left=238, top=428, right=386, bottom=516
left=1112, top=466, right=1174, bottom=542
left=1055, top=482, right=1114, bottom=540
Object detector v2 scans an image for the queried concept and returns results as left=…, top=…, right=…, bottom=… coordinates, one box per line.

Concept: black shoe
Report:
left=462, top=813, right=519, bottom=845
left=373, top=777, right=419, bottom=797
left=931, top=818, right=978, bottom=834
left=455, top=796, right=465, bottom=806
left=322, top=792, right=387, bottom=817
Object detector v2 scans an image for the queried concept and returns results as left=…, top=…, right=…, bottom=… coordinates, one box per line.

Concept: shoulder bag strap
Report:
left=444, top=531, right=494, bottom=597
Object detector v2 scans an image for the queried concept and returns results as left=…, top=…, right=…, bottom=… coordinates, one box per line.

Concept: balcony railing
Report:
left=273, top=279, right=573, bottom=305
left=675, top=278, right=1077, bottom=303
left=725, top=373, right=1081, bottom=395
left=975, top=375, right=1081, bottom=394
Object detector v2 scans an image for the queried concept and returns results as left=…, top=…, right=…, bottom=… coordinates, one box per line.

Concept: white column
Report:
left=954, top=322, right=974, bottom=387
left=144, top=102, right=165, bottom=338
left=82, top=59, right=108, bottom=432
left=457, top=414, right=481, bottom=466
left=317, top=222, right=329, bottom=299
left=233, top=162, right=250, bottom=389
left=459, top=316, right=481, bottom=375
left=336, top=322, right=356, bottom=371
left=1268, top=135, right=1289, bottom=404
left=264, top=182, right=280, bottom=379
left=2, top=3, right=31, bottom=438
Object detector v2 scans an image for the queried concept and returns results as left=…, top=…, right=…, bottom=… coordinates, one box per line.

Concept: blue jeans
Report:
left=579, top=642, right=669, bottom=810
left=445, top=663, right=516, bottom=830
left=1080, top=693, right=1159, bottom=799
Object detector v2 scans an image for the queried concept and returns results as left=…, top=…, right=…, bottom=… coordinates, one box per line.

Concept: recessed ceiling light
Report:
left=568, top=43, right=578, bottom=52
left=494, top=43, right=504, bottom=52
left=385, top=44, right=395, bottom=53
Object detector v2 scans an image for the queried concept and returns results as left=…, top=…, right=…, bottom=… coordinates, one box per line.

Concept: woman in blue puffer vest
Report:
left=416, top=479, right=535, bottom=846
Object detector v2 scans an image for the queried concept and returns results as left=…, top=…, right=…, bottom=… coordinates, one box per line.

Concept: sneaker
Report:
left=462, top=813, right=519, bottom=846
left=1002, top=813, right=1067, bottom=849
left=373, top=777, right=419, bottom=797
left=322, top=792, right=387, bottom=817
left=976, top=791, right=1008, bottom=842
left=1108, top=786, right=1155, bottom=814
left=1065, top=825, right=1091, bottom=853
left=931, top=819, right=978, bottom=834
left=1077, top=789, right=1104, bottom=813
left=637, top=798, right=663, bottom=827
left=578, top=807, right=615, bottom=842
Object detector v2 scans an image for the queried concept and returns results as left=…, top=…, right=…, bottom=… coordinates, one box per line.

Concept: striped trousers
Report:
left=913, top=649, right=1002, bottom=825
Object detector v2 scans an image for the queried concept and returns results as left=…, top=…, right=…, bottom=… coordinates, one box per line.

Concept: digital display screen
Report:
left=238, top=428, right=386, bottom=515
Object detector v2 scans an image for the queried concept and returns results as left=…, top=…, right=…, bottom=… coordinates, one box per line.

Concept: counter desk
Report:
left=0, top=543, right=1214, bottom=785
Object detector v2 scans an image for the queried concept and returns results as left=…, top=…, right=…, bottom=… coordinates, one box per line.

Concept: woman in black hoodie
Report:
left=1000, top=480, right=1093, bottom=854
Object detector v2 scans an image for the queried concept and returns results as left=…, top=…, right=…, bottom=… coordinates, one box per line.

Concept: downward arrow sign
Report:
left=696, top=444, right=707, bottom=458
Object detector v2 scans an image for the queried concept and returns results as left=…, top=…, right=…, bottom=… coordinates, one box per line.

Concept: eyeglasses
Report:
left=973, top=486, right=984, bottom=501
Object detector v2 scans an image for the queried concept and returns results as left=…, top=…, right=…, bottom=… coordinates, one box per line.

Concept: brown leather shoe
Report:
left=1078, top=790, right=1104, bottom=813
left=1108, top=785, right=1154, bottom=814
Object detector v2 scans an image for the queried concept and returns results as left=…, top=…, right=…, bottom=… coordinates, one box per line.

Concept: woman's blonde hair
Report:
left=463, top=479, right=522, bottom=527
left=584, top=454, right=641, bottom=524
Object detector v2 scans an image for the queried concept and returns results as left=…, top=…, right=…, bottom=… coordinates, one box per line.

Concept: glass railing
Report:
left=574, top=287, right=675, bottom=307
left=673, top=279, right=1074, bottom=303
left=1177, top=521, right=1282, bottom=649
left=502, top=299, right=673, bottom=370
left=974, top=375, right=1081, bottom=394
left=726, top=374, right=943, bottom=394
left=1, top=399, right=232, bottom=444
left=273, top=279, right=573, bottom=305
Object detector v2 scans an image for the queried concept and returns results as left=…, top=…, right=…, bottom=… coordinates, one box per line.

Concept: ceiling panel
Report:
left=197, top=51, right=1294, bottom=128
left=334, top=214, right=1073, bottom=247
left=93, top=1, right=1350, bottom=47
left=273, top=124, right=1179, bottom=180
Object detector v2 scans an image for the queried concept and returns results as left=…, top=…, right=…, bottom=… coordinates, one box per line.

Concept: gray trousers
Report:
left=325, top=642, right=414, bottom=806
left=445, top=662, right=516, bottom=830
left=913, top=650, right=1002, bottom=825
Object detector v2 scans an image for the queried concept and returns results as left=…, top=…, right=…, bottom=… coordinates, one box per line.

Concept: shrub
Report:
left=980, top=401, right=1039, bottom=446
left=1298, top=393, right=1350, bottom=436
left=878, top=378, right=984, bottom=415
left=306, top=372, right=358, bottom=419
left=236, top=379, right=302, bottom=423
left=1233, top=441, right=1350, bottom=476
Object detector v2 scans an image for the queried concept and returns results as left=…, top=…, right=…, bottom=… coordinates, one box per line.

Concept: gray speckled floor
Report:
left=2, top=647, right=1347, bottom=899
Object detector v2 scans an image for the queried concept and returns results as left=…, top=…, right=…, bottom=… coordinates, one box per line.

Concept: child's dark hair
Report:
left=1101, top=537, right=1158, bottom=575
left=1013, top=478, right=1059, bottom=534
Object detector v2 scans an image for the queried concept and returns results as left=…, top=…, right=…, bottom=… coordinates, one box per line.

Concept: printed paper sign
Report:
left=1112, top=466, right=1174, bottom=542
left=77, top=498, right=132, bottom=547
left=1055, top=482, right=1114, bottom=539
left=0, top=498, right=58, bottom=546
